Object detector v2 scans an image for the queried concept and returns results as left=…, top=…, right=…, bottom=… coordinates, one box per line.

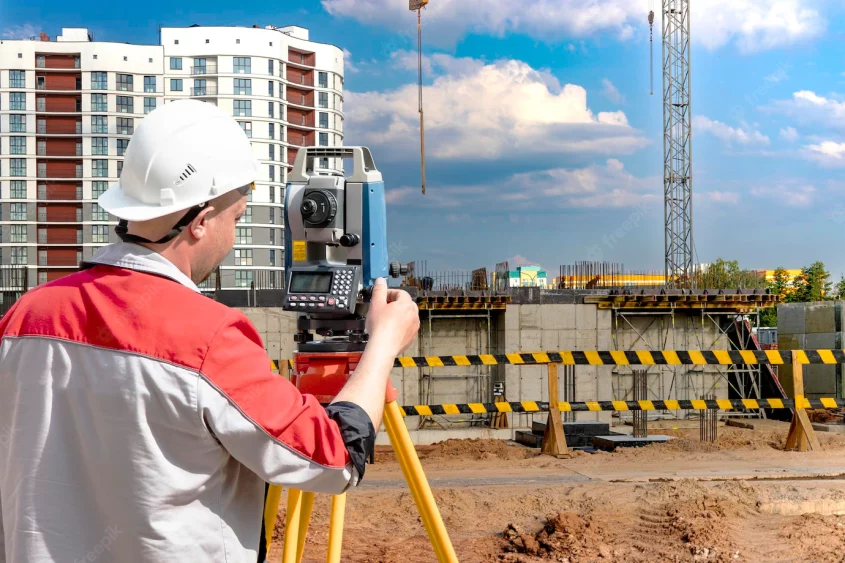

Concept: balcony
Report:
left=36, top=56, right=80, bottom=69
left=38, top=232, right=83, bottom=244
left=36, top=81, right=82, bottom=91
left=193, top=85, right=218, bottom=96
left=191, top=64, right=218, bottom=75
left=38, top=186, right=83, bottom=200
left=37, top=123, right=82, bottom=135
left=36, top=100, right=82, bottom=113
left=38, top=256, right=81, bottom=267
left=38, top=145, right=83, bottom=157
left=288, top=74, right=314, bottom=87
left=38, top=169, right=82, bottom=179
left=38, top=209, right=83, bottom=223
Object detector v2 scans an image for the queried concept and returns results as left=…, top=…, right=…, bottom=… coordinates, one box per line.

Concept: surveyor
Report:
left=0, top=99, right=420, bottom=562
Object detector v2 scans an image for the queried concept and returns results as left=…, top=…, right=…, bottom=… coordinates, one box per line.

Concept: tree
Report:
left=790, top=261, right=831, bottom=302
left=834, top=275, right=845, bottom=300
left=768, top=267, right=791, bottom=301
left=695, top=258, right=767, bottom=289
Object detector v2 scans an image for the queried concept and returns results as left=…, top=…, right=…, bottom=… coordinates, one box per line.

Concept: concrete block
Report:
left=597, top=329, right=612, bottom=350
left=597, top=366, right=613, bottom=402
left=778, top=333, right=805, bottom=351
left=504, top=305, right=520, bottom=331
left=777, top=303, right=805, bottom=335
left=540, top=305, right=576, bottom=330
left=575, top=366, right=598, bottom=402
left=597, top=310, right=612, bottom=331
left=806, top=302, right=836, bottom=334
left=266, top=313, right=282, bottom=334
left=519, top=305, right=542, bottom=329
left=576, top=329, right=596, bottom=350
left=541, top=330, right=559, bottom=352
left=504, top=365, right=521, bottom=402
left=266, top=341, right=281, bottom=361
left=805, top=365, right=837, bottom=396
left=520, top=366, right=543, bottom=400
left=806, top=332, right=835, bottom=350
left=520, top=329, right=542, bottom=351
left=244, top=310, right=268, bottom=333
left=505, top=329, right=521, bottom=350
left=559, top=330, right=577, bottom=350
left=575, top=304, right=598, bottom=330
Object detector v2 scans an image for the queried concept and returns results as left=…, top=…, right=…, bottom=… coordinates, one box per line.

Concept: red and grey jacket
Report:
left=0, top=242, right=374, bottom=563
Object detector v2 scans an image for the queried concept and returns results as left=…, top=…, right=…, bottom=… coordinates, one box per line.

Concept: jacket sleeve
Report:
left=197, top=311, right=373, bottom=494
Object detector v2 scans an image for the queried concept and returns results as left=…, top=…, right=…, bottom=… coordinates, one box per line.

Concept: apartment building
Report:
left=0, top=25, right=344, bottom=290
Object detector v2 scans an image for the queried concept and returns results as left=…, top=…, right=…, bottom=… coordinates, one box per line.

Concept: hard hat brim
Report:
left=97, top=180, right=208, bottom=222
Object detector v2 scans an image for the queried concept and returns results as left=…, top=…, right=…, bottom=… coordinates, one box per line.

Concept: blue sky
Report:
left=5, top=0, right=845, bottom=279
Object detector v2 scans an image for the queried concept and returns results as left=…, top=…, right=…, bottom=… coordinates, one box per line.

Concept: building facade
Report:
left=0, top=25, right=344, bottom=290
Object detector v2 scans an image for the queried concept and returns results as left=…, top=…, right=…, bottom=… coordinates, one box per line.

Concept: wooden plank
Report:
left=541, top=363, right=568, bottom=457
left=785, top=356, right=822, bottom=451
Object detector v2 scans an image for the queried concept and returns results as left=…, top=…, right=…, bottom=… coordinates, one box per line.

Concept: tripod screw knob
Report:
left=389, top=261, right=409, bottom=278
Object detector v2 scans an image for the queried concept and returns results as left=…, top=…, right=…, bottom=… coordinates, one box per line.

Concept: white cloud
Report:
left=322, top=0, right=826, bottom=52
left=704, top=191, right=741, bottom=204
left=765, top=68, right=790, bottom=83
left=768, top=90, right=845, bottom=128
left=602, top=78, right=625, bottom=104
left=803, top=141, right=845, bottom=166
left=694, top=116, right=770, bottom=146
left=750, top=182, right=815, bottom=206
left=345, top=55, right=647, bottom=162
left=1, top=24, right=38, bottom=39
left=780, top=126, right=799, bottom=141
left=385, top=159, right=660, bottom=210
left=342, top=48, right=358, bottom=74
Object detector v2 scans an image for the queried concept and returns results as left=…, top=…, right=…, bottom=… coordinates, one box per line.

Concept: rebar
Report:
left=700, top=394, right=718, bottom=442
left=633, top=370, right=648, bottom=438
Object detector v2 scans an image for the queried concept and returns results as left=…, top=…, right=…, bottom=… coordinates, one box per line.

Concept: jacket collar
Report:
left=82, top=242, right=201, bottom=293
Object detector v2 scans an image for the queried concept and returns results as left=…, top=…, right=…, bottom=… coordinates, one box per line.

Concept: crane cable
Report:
left=417, top=7, right=427, bottom=195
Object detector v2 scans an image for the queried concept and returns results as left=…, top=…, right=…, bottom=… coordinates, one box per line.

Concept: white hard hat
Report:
left=98, top=99, right=259, bottom=223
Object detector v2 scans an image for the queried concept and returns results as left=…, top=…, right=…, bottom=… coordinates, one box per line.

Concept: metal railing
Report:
left=37, top=146, right=82, bottom=156
left=37, top=169, right=82, bottom=179
left=37, top=209, right=83, bottom=222
left=36, top=58, right=80, bottom=69
left=38, top=232, right=83, bottom=244
left=38, top=186, right=83, bottom=200
left=38, top=256, right=80, bottom=267
left=37, top=123, right=82, bottom=134
left=193, top=85, right=218, bottom=96
left=36, top=83, right=81, bottom=91
left=191, top=64, right=217, bottom=75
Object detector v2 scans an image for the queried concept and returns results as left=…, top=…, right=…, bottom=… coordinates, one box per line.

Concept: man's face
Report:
left=193, top=188, right=248, bottom=284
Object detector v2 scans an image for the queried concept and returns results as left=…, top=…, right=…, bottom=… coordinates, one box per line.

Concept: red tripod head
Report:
left=293, top=351, right=398, bottom=404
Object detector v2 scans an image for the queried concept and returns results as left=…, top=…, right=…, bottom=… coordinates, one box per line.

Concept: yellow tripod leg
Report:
left=282, top=488, right=303, bottom=563
left=295, top=492, right=316, bottom=562
left=383, top=401, right=458, bottom=563
left=264, top=485, right=284, bottom=552
left=383, top=405, right=445, bottom=563
left=326, top=494, right=347, bottom=563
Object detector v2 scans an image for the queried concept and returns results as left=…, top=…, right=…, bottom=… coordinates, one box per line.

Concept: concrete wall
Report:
left=778, top=302, right=843, bottom=398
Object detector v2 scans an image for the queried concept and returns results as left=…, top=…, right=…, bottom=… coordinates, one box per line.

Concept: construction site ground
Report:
left=268, top=418, right=845, bottom=562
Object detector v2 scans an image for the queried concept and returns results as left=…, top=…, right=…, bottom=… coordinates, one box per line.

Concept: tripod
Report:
left=264, top=349, right=458, bottom=563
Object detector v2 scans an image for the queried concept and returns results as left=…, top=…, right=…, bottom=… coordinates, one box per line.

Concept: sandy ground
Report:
left=267, top=419, right=845, bottom=562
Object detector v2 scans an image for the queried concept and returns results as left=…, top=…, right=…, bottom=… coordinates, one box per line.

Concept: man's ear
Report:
left=187, top=205, right=215, bottom=240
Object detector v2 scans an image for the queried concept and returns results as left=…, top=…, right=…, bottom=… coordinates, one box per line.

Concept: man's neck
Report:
left=137, top=242, right=195, bottom=284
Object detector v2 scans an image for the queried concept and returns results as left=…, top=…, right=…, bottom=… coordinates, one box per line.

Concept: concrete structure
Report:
left=0, top=25, right=344, bottom=290
left=777, top=301, right=843, bottom=399
left=508, top=266, right=548, bottom=288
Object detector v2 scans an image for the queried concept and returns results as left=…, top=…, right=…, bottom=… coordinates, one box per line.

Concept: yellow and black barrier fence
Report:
left=396, top=397, right=845, bottom=417
left=274, top=349, right=845, bottom=372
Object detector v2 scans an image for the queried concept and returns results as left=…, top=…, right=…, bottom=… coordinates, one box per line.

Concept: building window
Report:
left=91, top=137, right=108, bottom=156
left=238, top=121, right=252, bottom=137
left=233, top=100, right=251, bottom=117
left=319, top=133, right=329, bottom=147
left=235, top=270, right=254, bottom=288
left=236, top=227, right=252, bottom=244
left=91, top=93, right=107, bottom=112
left=117, top=139, right=130, bottom=156
left=233, top=57, right=251, bottom=74
left=117, top=118, right=133, bottom=135
left=92, top=225, right=109, bottom=243
left=234, top=78, right=251, bottom=95
left=92, top=160, right=108, bottom=178
left=269, top=144, right=275, bottom=161
left=319, top=112, right=329, bottom=129
left=170, top=79, right=183, bottom=91
left=193, top=79, right=207, bottom=96
left=10, top=137, right=26, bottom=155
left=239, top=206, right=253, bottom=223
left=92, top=203, right=109, bottom=221
left=144, top=97, right=156, bottom=114
left=117, top=160, right=123, bottom=176
left=10, top=247, right=27, bottom=265
left=268, top=59, right=274, bottom=75
left=193, top=58, right=207, bottom=73
left=170, top=57, right=182, bottom=70
left=269, top=166, right=275, bottom=182
left=269, top=185, right=275, bottom=203
left=268, top=102, right=274, bottom=119
left=319, top=157, right=329, bottom=169
left=91, top=71, right=107, bottom=90
left=318, top=72, right=328, bottom=88
left=318, top=92, right=328, bottom=108
left=91, top=115, right=108, bottom=134
left=117, top=74, right=133, bottom=92
left=269, top=207, right=274, bottom=224
left=11, top=203, right=27, bottom=221
left=11, top=225, right=27, bottom=243
left=10, top=181, right=26, bottom=199
left=270, top=249, right=276, bottom=266
left=10, top=159, right=26, bottom=177
left=10, top=70, right=25, bottom=88
left=117, top=96, right=133, bottom=113
left=270, top=228, right=275, bottom=245
left=268, top=81, right=274, bottom=97
left=268, top=123, right=275, bottom=140
left=234, top=249, right=253, bottom=266
left=144, top=76, right=156, bottom=93
left=10, top=115, right=25, bottom=133
left=92, top=181, right=109, bottom=199
left=10, top=92, right=25, bottom=111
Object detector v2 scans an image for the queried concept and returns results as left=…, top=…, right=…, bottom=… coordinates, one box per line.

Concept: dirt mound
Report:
left=500, top=511, right=609, bottom=561
left=422, top=439, right=541, bottom=461
left=781, top=513, right=845, bottom=562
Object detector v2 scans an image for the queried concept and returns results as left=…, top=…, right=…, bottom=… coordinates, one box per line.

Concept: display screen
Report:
left=290, top=272, right=333, bottom=293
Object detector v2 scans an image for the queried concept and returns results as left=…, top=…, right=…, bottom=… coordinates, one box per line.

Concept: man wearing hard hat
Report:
left=0, top=99, right=419, bottom=562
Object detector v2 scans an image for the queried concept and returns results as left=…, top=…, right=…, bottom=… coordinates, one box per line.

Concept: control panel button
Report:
left=328, top=298, right=335, bottom=305
left=317, top=303, right=324, bottom=308
left=290, top=296, right=298, bottom=301
left=308, top=303, right=315, bottom=308
left=318, top=296, right=326, bottom=302
left=309, top=296, right=316, bottom=301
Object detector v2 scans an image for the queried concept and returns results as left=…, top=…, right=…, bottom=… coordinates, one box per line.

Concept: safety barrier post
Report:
left=541, top=363, right=568, bottom=457
left=784, top=356, right=821, bottom=451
